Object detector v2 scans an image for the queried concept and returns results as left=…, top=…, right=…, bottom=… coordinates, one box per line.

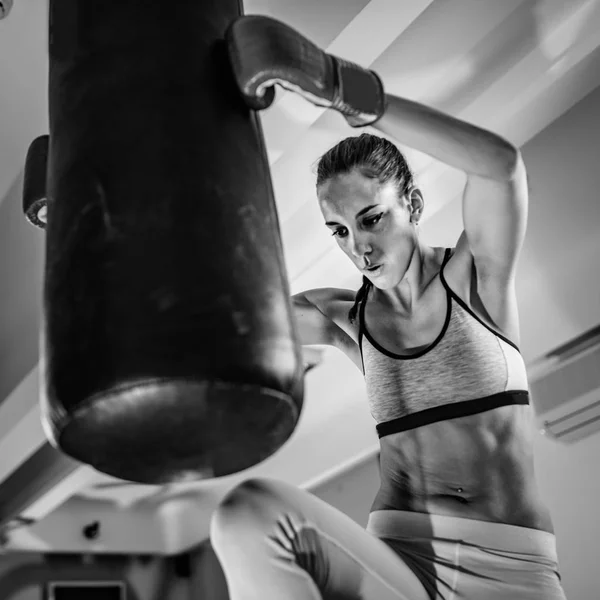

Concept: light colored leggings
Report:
left=210, top=478, right=567, bottom=600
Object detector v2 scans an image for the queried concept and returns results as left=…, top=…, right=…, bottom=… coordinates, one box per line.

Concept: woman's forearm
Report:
left=373, top=94, right=521, bottom=181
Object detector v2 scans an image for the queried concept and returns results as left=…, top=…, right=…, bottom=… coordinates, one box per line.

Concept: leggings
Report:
left=210, top=478, right=566, bottom=600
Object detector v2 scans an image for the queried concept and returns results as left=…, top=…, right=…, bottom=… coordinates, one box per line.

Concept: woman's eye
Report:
left=364, top=213, right=383, bottom=227
left=332, top=228, right=348, bottom=238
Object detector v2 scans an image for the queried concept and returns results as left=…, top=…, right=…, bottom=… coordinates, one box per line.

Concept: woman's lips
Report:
left=364, top=264, right=383, bottom=275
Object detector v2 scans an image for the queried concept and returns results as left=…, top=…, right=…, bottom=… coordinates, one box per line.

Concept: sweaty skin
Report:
left=293, top=167, right=554, bottom=534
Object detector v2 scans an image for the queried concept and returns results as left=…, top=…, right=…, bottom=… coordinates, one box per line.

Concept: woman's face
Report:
left=318, top=170, right=420, bottom=290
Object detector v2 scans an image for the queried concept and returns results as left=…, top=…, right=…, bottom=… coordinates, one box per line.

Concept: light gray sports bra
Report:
left=358, top=248, right=530, bottom=438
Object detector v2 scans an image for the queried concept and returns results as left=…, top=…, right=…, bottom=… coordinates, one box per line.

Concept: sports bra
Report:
left=358, top=248, right=530, bottom=438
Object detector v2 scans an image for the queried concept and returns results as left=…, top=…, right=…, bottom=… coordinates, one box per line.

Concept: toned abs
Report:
left=373, top=404, right=554, bottom=533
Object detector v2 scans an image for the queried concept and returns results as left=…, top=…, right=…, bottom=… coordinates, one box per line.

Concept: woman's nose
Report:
left=350, top=236, right=372, bottom=260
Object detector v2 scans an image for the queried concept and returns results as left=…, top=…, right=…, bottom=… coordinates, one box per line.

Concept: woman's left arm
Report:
left=228, top=22, right=526, bottom=280
left=373, top=94, right=528, bottom=283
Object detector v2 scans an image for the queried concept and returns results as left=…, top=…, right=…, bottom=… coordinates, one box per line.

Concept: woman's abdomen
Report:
left=372, top=404, right=554, bottom=532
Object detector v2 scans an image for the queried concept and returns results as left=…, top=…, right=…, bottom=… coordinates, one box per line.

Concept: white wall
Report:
left=520, top=82, right=600, bottom=600
left=533, top=433, right=600, bottom=600
left=311, top=453, right=380, bottom=528
left=0, top=171, right=44, bottom=403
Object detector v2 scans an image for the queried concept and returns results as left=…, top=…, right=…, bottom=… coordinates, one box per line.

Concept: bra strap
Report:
left=439, top=247, right=453, bottom=291
left=357, top=284, right=370, bottom=371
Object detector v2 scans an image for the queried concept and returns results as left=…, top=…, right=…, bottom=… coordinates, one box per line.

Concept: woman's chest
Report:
left=364, top=284, right=448, bottom=355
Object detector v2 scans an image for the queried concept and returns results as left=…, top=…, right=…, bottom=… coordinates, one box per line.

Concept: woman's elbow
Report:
left=505, top=146, right=525, bottom=182
left=493, top=138, right=524, bottom=182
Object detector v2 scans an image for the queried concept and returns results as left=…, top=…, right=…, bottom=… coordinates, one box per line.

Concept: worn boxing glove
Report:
left=226, top=15, right=386, bottom=127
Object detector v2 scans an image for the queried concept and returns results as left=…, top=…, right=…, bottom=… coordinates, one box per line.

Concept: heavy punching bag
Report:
left=41, top=0, right=304, bottom=484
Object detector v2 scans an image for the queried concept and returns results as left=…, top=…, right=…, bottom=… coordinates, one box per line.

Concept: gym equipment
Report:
left=226, top=15, right=386, bottom=127
left=39, top=0, right=304, bottom=484
left=23, top=135, right=49, bottom=229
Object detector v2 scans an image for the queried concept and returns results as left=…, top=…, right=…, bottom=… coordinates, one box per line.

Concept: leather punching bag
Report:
left=41, top=0, right=304, bottom=484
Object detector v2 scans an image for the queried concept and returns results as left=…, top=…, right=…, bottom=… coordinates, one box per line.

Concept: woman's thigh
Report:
left=210, top=478, right=431, bottom=600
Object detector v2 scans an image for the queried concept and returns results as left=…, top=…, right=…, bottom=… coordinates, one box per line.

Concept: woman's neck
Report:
left=375, top=241, right=439, bottom=314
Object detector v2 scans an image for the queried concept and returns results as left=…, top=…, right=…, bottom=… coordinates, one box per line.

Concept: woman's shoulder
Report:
left=295, top=287, right=358, bottom=331
left=438, top=234, right=470, bottom=289
left=299, top=287, right=357, bottom=306
left=293, top=287, right=361, bottom=344
left=439, top=234, right=521, bottom=343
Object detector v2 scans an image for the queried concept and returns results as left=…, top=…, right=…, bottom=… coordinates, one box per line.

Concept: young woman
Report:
left=211, top=16, right=568, bottom=600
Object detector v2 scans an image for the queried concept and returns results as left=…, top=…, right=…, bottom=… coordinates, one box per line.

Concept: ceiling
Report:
left=1, top=0, right=600, bottom=552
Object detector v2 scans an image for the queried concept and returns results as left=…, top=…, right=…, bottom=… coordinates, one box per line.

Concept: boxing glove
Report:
left=226, top=15, right=386, bottom=127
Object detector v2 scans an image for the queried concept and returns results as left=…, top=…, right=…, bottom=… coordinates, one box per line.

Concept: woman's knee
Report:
left=210, top=478, right=287, bottom=545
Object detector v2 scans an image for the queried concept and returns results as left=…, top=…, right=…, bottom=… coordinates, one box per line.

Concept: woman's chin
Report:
left=369, top=276, right=397, bottom=290
left=370, top=269, right=406, bottom=290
